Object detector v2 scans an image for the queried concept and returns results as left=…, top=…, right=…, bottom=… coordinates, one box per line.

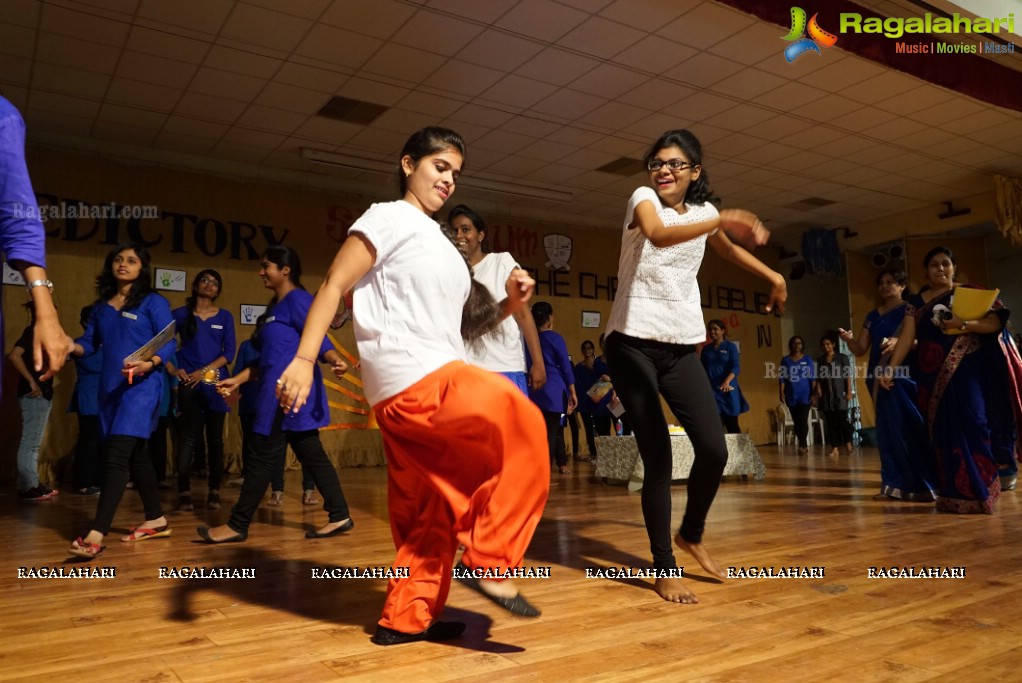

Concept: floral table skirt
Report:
left=594, top=434, right=766, bottom=490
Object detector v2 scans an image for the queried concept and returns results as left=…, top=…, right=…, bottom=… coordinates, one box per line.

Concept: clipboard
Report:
left=587, top=380, right=613, bottom=402
left=123, top=320, right=176, bottom=383
left=948, top=287, right=999, bottom=335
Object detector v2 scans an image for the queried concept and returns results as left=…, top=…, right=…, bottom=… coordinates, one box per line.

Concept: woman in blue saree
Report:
left=840, top=267, right=936, bottom=500
left=882, top=247, right=1020, bottom=513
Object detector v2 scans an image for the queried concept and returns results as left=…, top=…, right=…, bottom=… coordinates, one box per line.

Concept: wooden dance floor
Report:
left=3, top=445, right=1022, bottom=682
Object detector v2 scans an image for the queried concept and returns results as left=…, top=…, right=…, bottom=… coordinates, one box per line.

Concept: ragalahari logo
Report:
left=782, top=7, right=838, bottom=62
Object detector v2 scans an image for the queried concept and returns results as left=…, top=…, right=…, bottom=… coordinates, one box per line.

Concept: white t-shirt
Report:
left=466, top=252, right=525, bottom=373
left=605, top=186, right=718, bottom=345
left=349, top=200, right=469, bottom=405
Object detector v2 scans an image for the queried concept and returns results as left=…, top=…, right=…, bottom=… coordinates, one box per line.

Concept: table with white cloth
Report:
left=594, top=434, right=766, bottom=491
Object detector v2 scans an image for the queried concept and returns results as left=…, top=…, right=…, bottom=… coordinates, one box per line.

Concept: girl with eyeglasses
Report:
left=275, top=127, right=548, bottom=646
left=603, top=129, right=786, bottom=604
left=166, top=269, right=236, bottom=512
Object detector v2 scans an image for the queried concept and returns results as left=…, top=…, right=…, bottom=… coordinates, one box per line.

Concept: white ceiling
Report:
left=2, top=0, right=1021, bottom=242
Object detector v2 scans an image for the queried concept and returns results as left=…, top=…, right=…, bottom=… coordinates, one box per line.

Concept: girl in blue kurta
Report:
left=573, top=339, right=612, bottom=459
left=201, top=246, right=352, bottom=542
left=779, top=335, right=816, bottom=454
left=700, top=319, right=749, bottom=434
left=69, top=305, right=103, bottom=494
left=168, top=269, right=236, bottom=511
left=525, top=301, right=578, bottom=474
left=68, top=244, right=175, bottom=560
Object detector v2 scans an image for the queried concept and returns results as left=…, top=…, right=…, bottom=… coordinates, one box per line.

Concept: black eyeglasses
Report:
left=647, top=158, right=696, bottom=173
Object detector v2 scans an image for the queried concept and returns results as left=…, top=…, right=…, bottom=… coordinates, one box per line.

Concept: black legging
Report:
left=788, top=403, right=811, bottom=447
left=175, top=383, right=225, bottom=492
left=73, top=414, right=103, bottom=490
left=92, top=435, right=163, bottom=534
left=227, top=415, right=350, bottom=534
left=541, top=410, right=568, bottom=467
left=606, top=332, right=728, bottom=569
left=150, top=415, right=169, bottom=483
left=821, top=409, right=853, bottom=447
left=720, top=414, right=741, bottom=434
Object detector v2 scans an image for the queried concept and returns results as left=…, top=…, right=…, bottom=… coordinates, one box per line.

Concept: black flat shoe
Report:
left=371, top=621, right=466, bottom=646
left=196, top=525, right=247, bottom=543
left=454, top=561, right=541, bottom=617
left=305, top=518, right=354, bottom=539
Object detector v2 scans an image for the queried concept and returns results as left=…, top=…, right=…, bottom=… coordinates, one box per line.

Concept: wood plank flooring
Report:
left=2, top=444, right=1020, bottom=682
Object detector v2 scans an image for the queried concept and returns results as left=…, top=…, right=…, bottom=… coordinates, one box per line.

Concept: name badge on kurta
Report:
left=265, top=316, right=276, bottom=323
left=121, top=311, right=138, bottom=320
left=211, top=324, right=224, bottom=329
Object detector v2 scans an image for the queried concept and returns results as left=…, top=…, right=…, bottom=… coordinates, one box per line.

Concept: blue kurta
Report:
left=68, top=348, right=103, bottom=416
left=701, top=339, right=749, bottom=416
left=780, top=354, right=815, bottom=406
left=1, top=96, right=47, bottom=399
left=172, top=306, right=236, bottom=412
left=574, top=357, right=611, bottom=416
left=525, top=329, right=574, bottom=414
left=252, top=289, right=333, bottom=436
left=233, top=338, right=260, bottom=417
left=76, top=292, right=176, bottom=439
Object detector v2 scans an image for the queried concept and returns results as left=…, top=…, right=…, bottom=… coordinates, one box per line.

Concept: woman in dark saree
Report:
left=840, top=267, right=936, bottom=500
left=882, top=246, right=1022, bottom=513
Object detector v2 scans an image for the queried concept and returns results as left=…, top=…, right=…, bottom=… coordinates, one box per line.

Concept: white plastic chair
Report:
left=808, top=407, right=825, bottom=446
left=776, top=403, right=814, bottom=446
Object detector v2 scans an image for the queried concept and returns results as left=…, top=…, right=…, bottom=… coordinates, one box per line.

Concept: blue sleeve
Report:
left=75, top=307, right=101, bottom=357
left=725, top=341, right=740, bottom=377
left=150, top=295, right=176, bottom=363
left=221, top=310, right=237, bottom=363
left=556, top=334, right=573, bottom=386
left=594, top=358, right=609, bottom=377
left=0, top=97, right=45, bottom=268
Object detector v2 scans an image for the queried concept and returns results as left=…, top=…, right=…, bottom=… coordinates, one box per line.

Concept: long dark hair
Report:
left=397, top=127, right=502, bottom=344
left=642, top=129, right=718, bottom=206
left=181, top=268, right=222, bottom=343
left=876, top=266, right=911, bottom=302
left=95, top=242, right=153, bottom=311
left=531, top=301, right=553, bottom=328
left=262, top=245, right=303, bottom=306
left=447, top=203, right=489, bottom=254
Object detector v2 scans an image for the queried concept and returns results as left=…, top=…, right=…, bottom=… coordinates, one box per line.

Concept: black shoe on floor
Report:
left=454, top=561, right=541, bottom=617
left=18, top=486, right=55, bottom=501
left=371, top=621, right=466, bottom=646
left=305, top=518, right=354, bottom=539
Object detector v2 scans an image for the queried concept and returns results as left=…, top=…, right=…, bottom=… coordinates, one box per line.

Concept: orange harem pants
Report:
left=373, top=361, right=550, bottom=634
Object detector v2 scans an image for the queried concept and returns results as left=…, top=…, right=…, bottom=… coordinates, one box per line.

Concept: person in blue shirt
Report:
left=573, top=339, right=612, bottom=459
left=232, top=319, right=263, bottom=490
left=525, top=302, right=577, bottom=474
left=69, top=305, right=103, bottom=495
left=0, top=95, right=72, bottom=402
left=779, top=335, right=816, bottom=455
left=167, top=269, right=236, bottom=511
left=68, top=243, right=176, bottom=560
left=204, top=245, right=352, bottom=542
left=700, top=319, right=749, bottom=434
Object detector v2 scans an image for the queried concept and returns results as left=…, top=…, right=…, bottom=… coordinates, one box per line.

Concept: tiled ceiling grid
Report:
left=1, top=0, right=1021, bottom=241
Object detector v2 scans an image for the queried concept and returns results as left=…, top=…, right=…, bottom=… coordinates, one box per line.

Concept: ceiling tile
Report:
left=670, top=90, right=734, bottom=121
left=571, top=63, right=648, bottom=100
left=798, top=55, right=886, bottom=93
left=424, top=0, right=519, bottom=24
left=318, top=0, right=414, bottom=38
left=421, top=59, right=504, bottom=98
left=116, top=51, right=197, bottom=90
left=337, top=76, right=408, bottom=106
left=106, top=77, right=182, bottom=110
left=707, top=22, right=788, bottom=66
left=41, top=3, right=130, bottom=47
left=873, top=83, right=955, bottom=116
left=750, top=80, right=828, bottom=112
left=204, top=45, right=282, bottom=79
left=209, top=140, right=273, bottom=163
left=221, top=4, right=314, bottom=53
left=2, top=56, right=33, bottom=87
left=137, top=0, right=234, bottom=36
left=162, top=115, right=229, bottom=140
left=256, top=82, right=330, bottom=114
left=712, top=68, right=788, bottom=100
left=175, top=92, right=248, bottom=123
left=4, top=0, right=41, bottom=29
left=391, top=13, right=484, bottom=57
left=2, top=86, right=29, bottom=111
left=398, top=91, right=465, bottom=119
left=31, top=63, right=111, bottom=100
left=274, top=62, right=347, bottom=94
left=28, top=90, right=102, bottom=118
left=559, top=16, right=645, bottom=60
left=241, top=0, right=331, bottom=21
left=517, top=47, right=602, bottom=87
left=457, top=29, right=546, bottom=72
left=291, top=117, right=362, bottom=146
left=828, top=106, right=899, bottom=132
left=664, top=52, right=746, bottom=89
left=125, top=26, right=209, bottom=64
left=706, top=103, right=777, bottom=132
left=97, top=103, right=167, bottom=129
left=190, top=67, right=265, bottom=103
left=479, top=75, right=560, bottom=109
left=660, top=2, right=756, bottom=50
left=22, top=109, right=94, bottom=137
left=908, top=96, right=990, bottom=127
left=618, top=77, right=697, bottom=112
left=153, top=131, right=216, bottom=155
left=940, top=106, right=1019, bottom=136
left=598, top=0, right=699, bottom=33
left=531, top=88, right=605, bottom=121
left=36, top=32, right=121, bottom=74
left=0, top=22, right=35, bottom=58
left=362, top=44, right=447, bottom=85
left=613, top=35, right=697, bottom=75
left=841, top=69, right=925, bottom=106
left=795, top=93, right=865, bottom=123
left=474, top=128, right=540, bottom=155
left=496, top=0, right=588, bottom=42
left=236, top=104, right=309, bottom=135
left=295, top=24, right=383, bottom=69
left=92, top=119, right=158, bottom=146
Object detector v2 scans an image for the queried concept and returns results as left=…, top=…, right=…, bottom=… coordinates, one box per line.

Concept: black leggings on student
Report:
left=541, top=410, right=568, bottom=468
left=821, top=409, right=853, bottom=447
left=73, top=414, right=103, bottom=490
left=606, top=332, right=728, bottom=569
left=227, top=415, right=350, bottom=534
left=92, top=435, right=163, bottom=535
left=176, top=384, right=225, bottom=493
left=720, top=414, right=741, bottom=434
left=789, top=403, right=811, bottom=447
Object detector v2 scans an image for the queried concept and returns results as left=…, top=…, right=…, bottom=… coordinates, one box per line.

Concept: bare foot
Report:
left=654, top=576, right=698, bottom=604
left=476, top=577, right=520, bottom=599
left=798, top=446, right=808, bottom=456
left=313, top=518, right=352, bottom=536
left=676, top=534, right=727, bottom=579
left=828, top=448, right=839, bottom=457
left=203, top=524, right=245, bottom=542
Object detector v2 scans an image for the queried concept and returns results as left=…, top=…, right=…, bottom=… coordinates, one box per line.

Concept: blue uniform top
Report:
left=76, top=292, right=176, bottom=439
left=863, top=303, right=908, bottom=395
left=172, top=306, right=236, bottom=412
left=525, top=329, right=574, bottom=414
left=233, top=338, right=260, bottom=417
left=253, top=289, right=333, bottom=436
left=780, top=354, right=815, bottom=406
left=573, top=357, right=611, bottom=416
left=700, top=339, right=750, bottom=417
left=68, top=347, right=103, bottom=416
left=1, top=96, right=47, bottom=400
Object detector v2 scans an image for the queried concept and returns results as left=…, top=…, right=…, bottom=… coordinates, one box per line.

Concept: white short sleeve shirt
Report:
left=466, top=252, right=526, bottom=373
